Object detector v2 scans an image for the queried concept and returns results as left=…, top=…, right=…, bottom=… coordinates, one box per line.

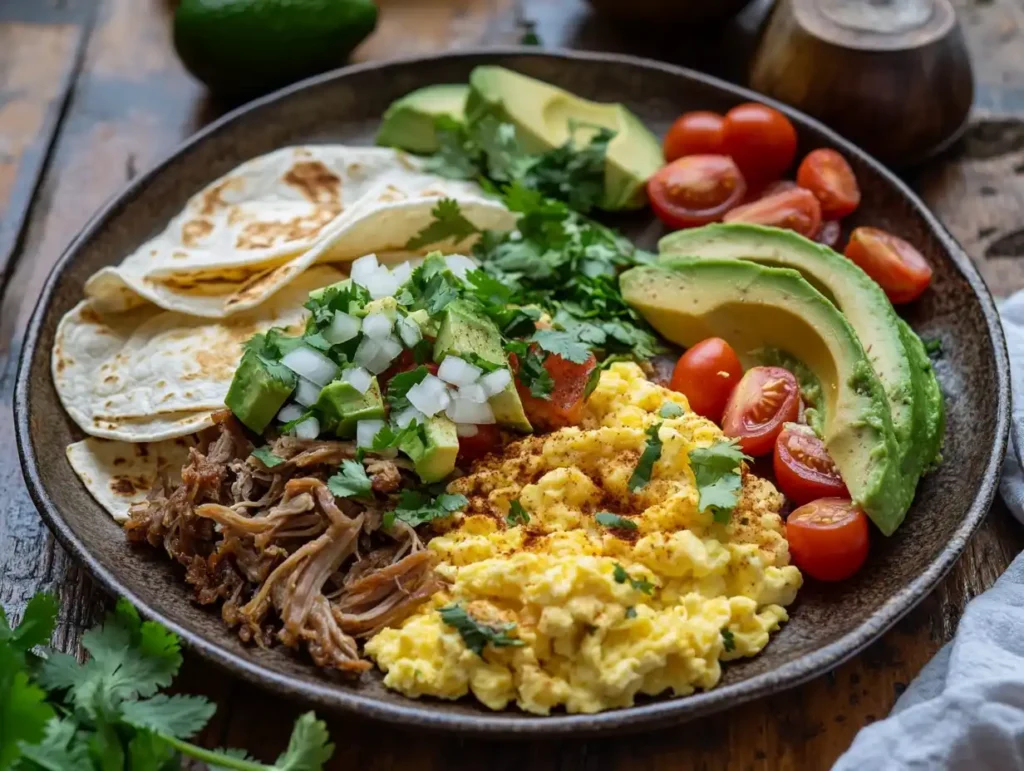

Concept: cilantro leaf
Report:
left=506, top=500, right=530, bottom=526
left=405, top=198, right=480, bottom=251
left=628, top=423, right=663, bottom=493
left=625, top=607, right=637, bottom=619
left=721, top=628, right=736, bottom=653
left=251, top=446, right=285, bottom=468
left=17, top=717, right=90, bottom=771
left=658, top=402, right=685, bottom=419
left=383, top=491, right=468, bottom=529
left=386, top=366, right=430, bottom=412
left=516, top=349, right=554, bottom=400
left=279, top=408, right=315, bottom=435
left=688, top=439, right=750, bottom=523
left=438, top=603, right=525, bottom=656
left=612, top=563, right=654, bottom=595
left=594, top=512, right=637, bottom=531
left=583, top=364, right=602, bottom=400
left=120, top=693, right=215, bottom=739
left=923, top=337, right=943, bottom=358
left=371, top=421, right=422, bottom=453
left=0, top=661, right=54, bottom=766
left=531, top=328, right=591, bottom=364
left=422, top=116, right=480, bottom=180
left=519, top=122, right=615, bottom=213
left=273, top=712, right=335, bottom=771
left=327, top=460, right=373, bottom=500
left=1, top=592, right=57, bottom=652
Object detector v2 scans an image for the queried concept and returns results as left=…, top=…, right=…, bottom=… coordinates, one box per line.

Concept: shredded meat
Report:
left=126, top=411, right=443, bottom=674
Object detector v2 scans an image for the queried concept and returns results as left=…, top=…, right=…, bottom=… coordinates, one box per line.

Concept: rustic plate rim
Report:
left=14, top=46, right=1012, bottom=737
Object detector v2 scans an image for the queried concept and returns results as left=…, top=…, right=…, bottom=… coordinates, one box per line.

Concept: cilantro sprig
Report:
left=594, top=512, right=637, bottom=531
left=438, top=603, right=525, bottom=656
left=1, top=594, right=334, bottom=770
left=688, top=439, right=751, bottom=524
left=506, top=499, right=530, bottom=527
left=628, top=422, right=664, bottom=493
left=327, top=460, right=373, bottom=500
left=612, top=563, right=654, bottom=595
left=251, top=446, right=285, bottom=468
left=383, top=490, right=468, bottom=529
left=721, top=628, right=736, bottom=653
left=405, top=198, right=480, bottom=251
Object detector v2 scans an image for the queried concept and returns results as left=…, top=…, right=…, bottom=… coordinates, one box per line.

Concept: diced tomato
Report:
left=844, top=227, right=933, bottom=304
left=663, top=111, right=726, bottom=162
left=773, top=424, right=848, bottom=504
left=786, top=498, right=869, bottom=582
left=648, top=155, right=747, bottom=229
left=721, top=103, right=798, bottom=185
left=669, top=338, right=743, bottom=423
left=457, top=424, right=501, bottom=466
left=721, top=366, right=800, bottom=456
left=815, top=220, right=842, bottom=249
left=378, top=349, right=438, bottom=391
left=796, top=148, right=861, bottom=219
left=723, top=187, right=822, bottom=238
left=515, top=350, right=598, bottom=431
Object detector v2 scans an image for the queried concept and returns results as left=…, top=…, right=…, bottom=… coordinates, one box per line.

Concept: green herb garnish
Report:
left=404, top=198, right=480, bottom=251
left=625, top=607, right=637, bottom=619
left=383, top=490, right=468, bottom=529
left=250, top=446, right=285, bottom=468
left=326, top=460, right=373, bottom=500
left=438, top=603, right=524, bottom=656
left=531, top=328, right=591, bottom=365
left=688, top=439, right=750, bottom=524
left=658, top=402, right=685, bottom=419
left=612, top=563, right=654, bottom=595
left=506, top=499, right=530, bottom=527
left=628, top=422, right=663, bottom=492
left=923, top=337, right=943, bottom=358
left=516, top=348, right=554, bottom=400
left=386, top=365, right=429, bottom=412
left=594, top=512, right=638, bottom=531
left=721, top=628, right=736, bottom=653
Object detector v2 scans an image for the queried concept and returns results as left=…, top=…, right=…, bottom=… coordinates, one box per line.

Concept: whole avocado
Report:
left=174, top=0, right=378, bottom=97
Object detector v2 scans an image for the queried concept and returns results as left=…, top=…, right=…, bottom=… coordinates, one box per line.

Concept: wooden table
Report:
left=2, top=0, right=1024, bottom=767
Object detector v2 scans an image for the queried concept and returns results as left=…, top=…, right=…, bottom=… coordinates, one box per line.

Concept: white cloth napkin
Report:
left=833, top=295, right=1024, bottom=770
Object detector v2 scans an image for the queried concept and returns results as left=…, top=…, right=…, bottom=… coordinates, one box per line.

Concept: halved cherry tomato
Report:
left=457, top=424, right=501, bottom=465
left=669, top=338, right=742, bottom=423
left=773, top=424, right=849, bottom=505
left=844, top=227, right=933, bottom=304
left=796, top=148, right=861, bottom=219
left=722, top=103, right=798, bottom=184
left=753, top=179, right=798, bottom=201
left=786, top=498, right=869, bottom=582
left=648, top=155, right=747, bottom=229
left=721, top=366, right=800, bottom=456
left=663, top=111, right=726, bottom=163
left=815, top=220, right=842, bottom=249
left=514, top=350, right=598, bottom=431
left=723, top=187, right=822, bottom=238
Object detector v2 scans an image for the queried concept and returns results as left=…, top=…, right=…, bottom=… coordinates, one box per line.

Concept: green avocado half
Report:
left=620, top=258, right=912, bottom=535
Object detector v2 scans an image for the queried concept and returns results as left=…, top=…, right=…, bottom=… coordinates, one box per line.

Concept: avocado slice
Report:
left=434, top=300, right=532, bottom=433
left=377, top=84, right=470, bottom=154
left=465, top=66, right=663, bottom=211
left=400, top=415, right=459, bottom=483
left=225, top=350, right=296, bottom=433
left=620, top=259, right=910, bottom=535
left=313, top=378, right=385, bottom=438
left=658, top=223, right=944, bottom=481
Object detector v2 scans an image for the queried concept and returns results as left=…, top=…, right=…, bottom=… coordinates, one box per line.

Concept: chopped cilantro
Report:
left=517, top=349, right=554, bottom=400
left=531, top=328, right=591, bottom=364
left=625, top=606, right=637, bottom=619
left=386, top=366, right=429, bottom=412
left=506, top=499, right=530, bottom=526
left=658, top=402, right=685, bottom=419
left=250, top=446, right=285, bottom=468
left=383, top=490, right=468, bottom=529
left=628, top=422, right=663, bottom=493
left=612, top=563, right=654, bottom=595
left=405, top=198, right=481, bottom=251
left=688, top=439, right=750, bottom=524
left=302, top=331, right=333, bottom=352
left=327, top=460, right=373, bottom=500
left=280, top=408, right=315, bottom=434
left=371, top=421, right=422, bottom=453
left=438, top=603, right=525, bottom=656
left=583, top=363, right=602, bottom=400
left=721, top=628, right=736, bottom=653
left=594, top=512, right=638, bottom=531
left=923, top=337, right=943, bottom=358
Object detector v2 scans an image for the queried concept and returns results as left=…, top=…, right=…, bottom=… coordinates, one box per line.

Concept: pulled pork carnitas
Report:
left=125, top=410, right=444, bottom=673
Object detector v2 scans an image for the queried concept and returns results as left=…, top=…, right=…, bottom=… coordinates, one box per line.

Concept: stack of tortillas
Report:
left=56, top=145, right=514, bottom=520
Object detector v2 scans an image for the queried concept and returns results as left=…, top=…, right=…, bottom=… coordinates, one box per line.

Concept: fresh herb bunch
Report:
left=689, top=439, right=751, bottom=523
left=0, top=594, right=333, bottom=771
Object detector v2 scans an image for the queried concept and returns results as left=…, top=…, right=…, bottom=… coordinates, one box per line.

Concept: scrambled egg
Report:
left=365, top=363, right=803, bottom=714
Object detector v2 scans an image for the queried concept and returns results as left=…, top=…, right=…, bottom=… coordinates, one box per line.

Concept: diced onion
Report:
left=362, top=312, right=394, bottom=339
left=459, top=383, right=488, bottom=403
left=357, top=419, right=385, bottom=449
left=479, top=368, right=512, bottom=397
left=406, top=374, right=451, bottom=417
left=437, top=355, right=482, bottom=387
left=350, top=253, right=379, bottom=285
left=281, top=345, right=338, bottom=387
left=341, top=366, right=373, bottom=394
left=324, top=311, right=361, bottom=344
left=445, top=254, right=478, bottom=280
left=396, top=314, right=422, bottom=347
left=355, top=335, right=403, bottom=374
left=391, top=261, right=413, bottom=286
left=277, top=403, right=305, bottom=423
left=293, top=377, right=322, bottom=407
left=363, top=270, right=400, bottom=300
left=293, top=416, right=320, bottom=440
left=446, top=396, right=495, bottom=425
left=456, top=423, right=479, bottom=438
left=394, top=406, right=426, bottom=428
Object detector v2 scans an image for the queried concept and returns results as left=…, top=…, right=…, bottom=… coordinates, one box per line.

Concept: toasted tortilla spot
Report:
left=56, top=359, right=66, bottom=373
left=235, top=205, right=340, bottom=251
left=295, top=148, right=313, bottom=158
left=135, top=444, right=150, bottom=457
left=283, top=160, right=341, bottom=205
left=396, top=152, right=417, bottom=172
left=103, top=375, right=117, bottom=384
left=172, top=251, right=188, bottom=259
left=113, top=457, right=126, bottom=466
left=227, top=207, right=248, bottom=226
left=111, top=477, right=137, bottom=495
left=377, top=185, right=407, bottom=203
left=79, top=306, right=103, bottom=325
left=181, top=218, right=214, bottom=247
left=199, top=177, right=240, bottom=217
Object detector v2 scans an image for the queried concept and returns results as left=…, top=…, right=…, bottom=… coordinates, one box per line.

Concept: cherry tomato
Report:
left=722, top=102, right=798, bottom=184
left=815, top=220, right=842, bottom=249
left=457, top=424, right=501, bottom=466
left=721, top=366, right=800, bottom=456
left=796, top=148, right=861, bottom=219
left=773, top=424, right=849, bottom=505
left=669, top=338, right=743, bottom=423
left=844, top=227, right=933, bottom=304
left=723, top=187, right=822, bottom=238
left=663, top=111, right=726, bottom=162
left=515, top=350, right=598, bottom=431
left=648, top=155, right=747, bottom=229
left=786, top=498, right=869, bottom=582
left=753, top=179, right=798, bottom=201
